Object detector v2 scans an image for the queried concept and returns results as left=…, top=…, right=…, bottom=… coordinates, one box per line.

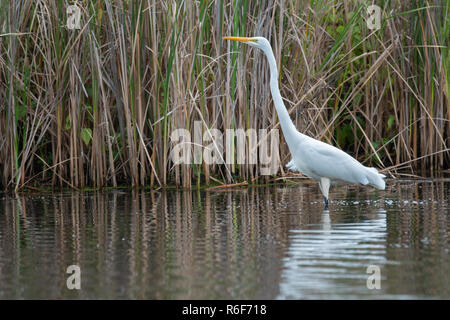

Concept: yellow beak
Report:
left=223, top=36, right=257, bottom=43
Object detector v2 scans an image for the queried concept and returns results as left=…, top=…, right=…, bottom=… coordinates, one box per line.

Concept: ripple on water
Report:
left=277, top=213, right=388, bottom=299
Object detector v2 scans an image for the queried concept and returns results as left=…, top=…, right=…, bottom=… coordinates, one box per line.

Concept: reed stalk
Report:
left=0, top=0, right=448, bottom=190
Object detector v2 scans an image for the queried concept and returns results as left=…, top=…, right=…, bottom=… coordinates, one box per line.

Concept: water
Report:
left=0, top=179, right=448, bottom=299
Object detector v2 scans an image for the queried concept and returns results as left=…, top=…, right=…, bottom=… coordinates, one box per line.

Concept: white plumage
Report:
left=286, top=134, right=386, bottom=190
left=224, top=36, right=386, bottom=210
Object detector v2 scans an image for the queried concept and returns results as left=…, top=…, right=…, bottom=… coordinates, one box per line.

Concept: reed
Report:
left=0, top=0, right=448, bottom=190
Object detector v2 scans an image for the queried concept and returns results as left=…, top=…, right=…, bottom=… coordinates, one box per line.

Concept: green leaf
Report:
left=81, top=128, right=92, bottom=146
left=388, top=115, right=396, bottom=130
left=318, top=3, right=364, bottom=72
left=15, top=104, right=27, bottom=121
left=337, top=123, right=352, bottom=146
left=65, top=114, right=71, bottom=130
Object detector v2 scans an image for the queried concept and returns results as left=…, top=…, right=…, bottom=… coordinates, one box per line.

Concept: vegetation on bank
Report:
left=0, top=0, right=448, bottom=190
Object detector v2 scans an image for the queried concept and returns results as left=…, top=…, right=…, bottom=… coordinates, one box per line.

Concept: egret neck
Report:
left=260, top=45, right=305, bottom=150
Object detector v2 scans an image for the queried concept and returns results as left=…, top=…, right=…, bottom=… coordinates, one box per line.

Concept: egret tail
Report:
left=365, top=167, right=386, bottom=190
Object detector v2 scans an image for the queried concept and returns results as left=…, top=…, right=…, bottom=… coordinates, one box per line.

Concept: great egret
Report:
left=224, top=36, right=386, bottom=210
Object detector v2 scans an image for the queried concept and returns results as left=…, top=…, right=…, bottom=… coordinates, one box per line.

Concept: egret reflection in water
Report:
left=278, top=210, right=388, bottom=299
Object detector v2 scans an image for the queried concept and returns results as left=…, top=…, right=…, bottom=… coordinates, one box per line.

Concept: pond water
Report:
left=0, top=179, right=448, bottom=299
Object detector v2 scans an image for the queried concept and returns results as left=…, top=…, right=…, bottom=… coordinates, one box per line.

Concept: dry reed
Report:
left=0, top=0, right=448, bottom=190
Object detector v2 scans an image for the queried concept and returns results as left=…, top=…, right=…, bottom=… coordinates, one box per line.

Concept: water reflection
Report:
left=278, top=210, right=387, bottom=299
left=0, top=180, right=448, bottom=299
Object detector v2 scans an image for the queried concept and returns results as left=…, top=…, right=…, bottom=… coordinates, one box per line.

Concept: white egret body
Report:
left=224, top=36, right=386, bottom=210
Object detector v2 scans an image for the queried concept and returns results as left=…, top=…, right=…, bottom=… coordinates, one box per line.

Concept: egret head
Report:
left=223, top=36, right=270, bottom=51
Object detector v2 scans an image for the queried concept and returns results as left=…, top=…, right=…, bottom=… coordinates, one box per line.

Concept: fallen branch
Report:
left=205, top=181, right=248, bottom=191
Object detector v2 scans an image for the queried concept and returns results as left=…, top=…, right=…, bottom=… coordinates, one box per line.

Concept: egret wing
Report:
left=302, top=140, right=367, bottom=184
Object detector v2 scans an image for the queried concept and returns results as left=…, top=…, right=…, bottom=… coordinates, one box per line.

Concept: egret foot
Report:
left=323, top=196, right=329, bottom=210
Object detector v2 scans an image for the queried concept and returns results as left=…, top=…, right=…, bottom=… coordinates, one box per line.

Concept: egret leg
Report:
left=320, top=177, right=331, bottom=210
left=318, top=181, right=327, bottom=209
